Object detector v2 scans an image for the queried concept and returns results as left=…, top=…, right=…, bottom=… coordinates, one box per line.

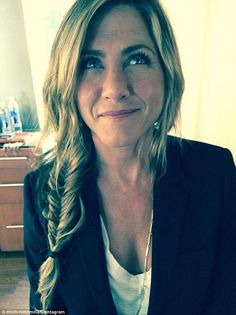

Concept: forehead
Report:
left=85, top=5, right=155, bottom=49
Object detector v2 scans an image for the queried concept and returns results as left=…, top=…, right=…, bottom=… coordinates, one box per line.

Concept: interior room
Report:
left=0, top=0, right=235, bottom=311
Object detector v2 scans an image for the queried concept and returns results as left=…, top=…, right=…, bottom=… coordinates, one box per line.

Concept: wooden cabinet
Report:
left=0, top=148, right=33, bottom=251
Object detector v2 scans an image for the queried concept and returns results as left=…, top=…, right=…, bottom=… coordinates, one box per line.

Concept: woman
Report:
left=24, top=0, right=236, bottom=314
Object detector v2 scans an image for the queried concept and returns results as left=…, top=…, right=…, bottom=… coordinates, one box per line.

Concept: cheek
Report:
left=76, top=82, right=98, bottom=117
left=77, top=82, right=92, bottom=105
left=133, top=73, right=164, bottom=105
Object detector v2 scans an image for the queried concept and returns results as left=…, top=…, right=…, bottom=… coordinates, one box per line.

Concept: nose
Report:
left=101, top=68, right=130, bottom=102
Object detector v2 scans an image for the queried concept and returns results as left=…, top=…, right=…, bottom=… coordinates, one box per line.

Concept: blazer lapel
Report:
left=78, top=178, right=118, bottom=315
left=148, top=142, right=188, bottom=314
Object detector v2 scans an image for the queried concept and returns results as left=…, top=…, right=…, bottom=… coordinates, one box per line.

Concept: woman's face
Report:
left=76, top=5, right=164, bottom=150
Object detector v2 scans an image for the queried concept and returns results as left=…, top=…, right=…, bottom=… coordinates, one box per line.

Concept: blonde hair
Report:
left=36, top=0, right=184, bottom=309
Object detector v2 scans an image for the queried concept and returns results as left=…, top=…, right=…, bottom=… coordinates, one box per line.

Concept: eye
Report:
left=126, top=52, right=151, bottom=66
left=80, top=57, right=103, bottom=70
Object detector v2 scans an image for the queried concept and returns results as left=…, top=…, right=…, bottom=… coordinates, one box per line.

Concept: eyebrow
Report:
left=122, top=44, right=156, bottom=56
left=81, top=44, right=156, bottom=57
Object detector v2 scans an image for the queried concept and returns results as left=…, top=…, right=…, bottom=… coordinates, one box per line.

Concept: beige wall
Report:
left=0, top=0, right=38, bottom=130
left=164, top=0, right=236, bottom=160
left=21, top=0, right=75, bottom=129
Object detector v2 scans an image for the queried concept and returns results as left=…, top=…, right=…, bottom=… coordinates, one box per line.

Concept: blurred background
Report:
left=0, top=0, right=235, bottom=156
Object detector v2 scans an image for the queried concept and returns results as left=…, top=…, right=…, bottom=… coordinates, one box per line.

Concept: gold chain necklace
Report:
left=136, top=208, right=154, bottom=315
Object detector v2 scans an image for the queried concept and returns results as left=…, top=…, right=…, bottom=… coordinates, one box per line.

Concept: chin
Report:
left=92, top=128, right=152, bottom=151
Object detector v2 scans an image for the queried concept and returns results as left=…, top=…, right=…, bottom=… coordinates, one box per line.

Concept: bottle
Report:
left=8, top=96, right=23, bottom=132
left=0, top=107, right=3, bottom=133
left=0, top=101, right=13, bottom=135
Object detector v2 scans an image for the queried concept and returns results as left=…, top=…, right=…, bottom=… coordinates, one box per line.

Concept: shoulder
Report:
left=24, top=160, right=53, bottom=185
left=165, top=137, right=235, bottom=228
left=167, top=135, right=235, bottom=171
left=166, top=136, right=235, bottom=191
left=24, top=161, right=53, bottom=225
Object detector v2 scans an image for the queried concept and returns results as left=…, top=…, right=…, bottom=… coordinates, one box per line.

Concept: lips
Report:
left=99, top=109, right=139, bottom=119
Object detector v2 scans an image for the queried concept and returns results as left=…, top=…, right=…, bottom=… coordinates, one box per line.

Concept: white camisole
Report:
left=100, top=216, right=152, bottom=315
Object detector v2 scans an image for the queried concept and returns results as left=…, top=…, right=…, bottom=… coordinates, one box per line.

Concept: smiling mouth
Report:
left=99, top=109, right=140, bottom=119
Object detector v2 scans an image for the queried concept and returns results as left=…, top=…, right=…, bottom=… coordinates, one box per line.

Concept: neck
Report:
left=94, top=138, right=152, bottom=187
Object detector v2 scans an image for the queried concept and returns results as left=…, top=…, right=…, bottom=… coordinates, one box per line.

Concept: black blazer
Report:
left=24, top=137, right=236, bottom=315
